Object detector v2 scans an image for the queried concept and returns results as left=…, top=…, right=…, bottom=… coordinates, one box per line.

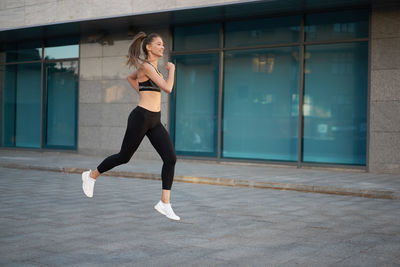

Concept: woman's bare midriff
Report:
left=138, top=91, right=161, bottom=112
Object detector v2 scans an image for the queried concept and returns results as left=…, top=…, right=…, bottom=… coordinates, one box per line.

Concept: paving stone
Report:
left=1, top=167, right=400, bottom=266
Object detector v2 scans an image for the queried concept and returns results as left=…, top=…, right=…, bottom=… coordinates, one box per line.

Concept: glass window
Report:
left=303, top=42, right=368, bottom=165
left=44, top=45, right=79, bottom=60
left=225, top=15, right=301, bottom=48
left=172, top=54, right=219, bottom=156
left=44, top=61, right=78, bottom=148
left=1, top=65, right=16, bottom=146
left=223, top=47, right=299, bottom=161
left=5, top=42, right=42, bottom=63
left=2, top=64, right=42, bottom=148
left=305, top=10, right=369, bottom=42
left=174, top=24, right=220, bottom=51
left=1, top=38, right=79, bottom=150
left=171, top=10, right=369, bottom=166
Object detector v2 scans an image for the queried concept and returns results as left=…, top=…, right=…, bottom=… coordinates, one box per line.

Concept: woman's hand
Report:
left=166, top=62, right=175, bottom=72
left=127, top=70, right=139, bottom=93
left=142, top=62, right=175, bottom=94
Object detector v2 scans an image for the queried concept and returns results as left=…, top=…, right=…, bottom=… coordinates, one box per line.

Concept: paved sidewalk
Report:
left=1, top=167, right=400, bottom=266
left=0, top=149, right=400, bottom=200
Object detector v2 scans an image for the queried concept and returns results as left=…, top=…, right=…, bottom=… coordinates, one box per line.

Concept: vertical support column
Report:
left=366, top=9, right=372, bottom=172
left=40, top=46, right=44, bottom=149
left=217, top=23, right=224, bottom=160
left=297, top=15, right=305, bottom=168
left=369, top=5, right=400, bottom=173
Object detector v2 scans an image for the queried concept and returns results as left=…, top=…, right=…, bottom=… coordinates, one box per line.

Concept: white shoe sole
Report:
left=166, top=214, right=180, bottom=221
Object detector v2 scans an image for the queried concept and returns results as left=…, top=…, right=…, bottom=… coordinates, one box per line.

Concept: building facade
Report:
left=0, top=0, right=399, bottom=174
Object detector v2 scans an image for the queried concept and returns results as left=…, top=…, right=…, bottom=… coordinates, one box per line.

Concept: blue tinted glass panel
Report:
left=45, top=45, right=79, bottom=60
left=173, top=54, right=219, bottom=156
left=2, top=65, right=17, bottom=146
left=223, top=47, right=299, bottom=161
left=2, top=64, right=41, bottom=148
left=44, top=61, right=78, bottom=148
left=303, top=42, right=368, bottom=165
left=305, top=10, right=369, bottom=42
left=225, top=16, right=300, bottom=47
left=174, top=24, right=220, bottom=51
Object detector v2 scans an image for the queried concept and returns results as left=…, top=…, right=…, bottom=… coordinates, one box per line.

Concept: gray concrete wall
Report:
left=0, top=0, right=250, bottom=31
left=78, top=28, right=171, bottom=160
left=370, top=6, right=400, bottom=174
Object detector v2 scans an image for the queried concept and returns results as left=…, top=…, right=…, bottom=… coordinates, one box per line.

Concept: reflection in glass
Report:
left=223, top=47, right=299, bottom=161
left=305, top=10, right=368, bottom=42
left=174, top=24, right=220, bottom=51
left=303, top=42, right=368, bottom=165
left=2, top=64, right=41, bottom=147
left=173, top=54, right=219, bottom=156
left=44, top=61, right=78, bottom=148
left=225, top=15, right=300, bottom=48
left=45, top=45, right=79, bottom=60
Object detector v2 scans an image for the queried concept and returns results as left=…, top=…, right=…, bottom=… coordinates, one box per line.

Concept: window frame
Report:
left=170, top=8, right=370, bottom=169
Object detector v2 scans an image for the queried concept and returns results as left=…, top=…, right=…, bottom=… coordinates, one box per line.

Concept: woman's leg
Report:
left=89, top=169, right=101, bottom=179
left=147, top=123, right=180, bottom=220
left=82, top=108, right=148, bottom=198
left=96, top=108, right=148, bottom=175
left=161, top=190, right=171, bottom=204
left=146, top=122, right=177, bottom=194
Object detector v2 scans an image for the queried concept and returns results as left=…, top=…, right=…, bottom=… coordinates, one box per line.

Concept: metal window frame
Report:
left=217, top=23, right=224, bottom=160
left=170, top=9, right=370, bottom=170
left=366, top=7, right=372, bottom=172
left=297, top=15, right=305, bottom=168
left=170, top=51, right=220, bottom=158
left=0, top=45, right=80, bottom=151
left=42, top=59, right=79, bottom=150
left=1, top=57, right=43, bottom=149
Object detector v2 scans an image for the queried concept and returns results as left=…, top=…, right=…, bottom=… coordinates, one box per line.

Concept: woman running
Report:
left=81, top=32, right=180, bottom=221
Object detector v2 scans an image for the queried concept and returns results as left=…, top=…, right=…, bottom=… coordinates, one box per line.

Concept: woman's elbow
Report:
left=161, top=86, right=173, bottom=94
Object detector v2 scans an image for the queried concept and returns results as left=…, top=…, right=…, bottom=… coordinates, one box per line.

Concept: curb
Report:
left=1, top=163, right=399, bottom=200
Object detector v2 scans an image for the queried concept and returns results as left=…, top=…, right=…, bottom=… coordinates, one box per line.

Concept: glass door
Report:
left=43, top=61, right=78, bottom=148
left=172, top=54, right=219, bottom=157
left=223, top=47, right=299, bottom=161
left=2, top=63, right=42, bottom=148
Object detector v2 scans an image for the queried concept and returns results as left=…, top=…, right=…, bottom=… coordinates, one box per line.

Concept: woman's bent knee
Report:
left=117, top=153, right=132, bottom=165
left=164, top=155, right=176, bottom=166
left=120, top=157, right=131, bottom=164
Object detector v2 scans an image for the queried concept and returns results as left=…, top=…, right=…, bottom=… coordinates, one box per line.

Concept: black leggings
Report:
left=97, top=106, right=177, bottom=190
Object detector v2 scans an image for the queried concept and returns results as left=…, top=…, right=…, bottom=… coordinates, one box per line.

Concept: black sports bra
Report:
left=138, top=62, right=162, bottom=92
left=138, top=79, right=161, bottom=92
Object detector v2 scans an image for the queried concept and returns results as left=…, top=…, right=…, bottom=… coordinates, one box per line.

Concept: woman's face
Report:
left=147, top=37, right=164, bottom=58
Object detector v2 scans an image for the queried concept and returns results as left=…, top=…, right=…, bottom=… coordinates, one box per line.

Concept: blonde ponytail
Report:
left=126, top=32, right=161, bottom=68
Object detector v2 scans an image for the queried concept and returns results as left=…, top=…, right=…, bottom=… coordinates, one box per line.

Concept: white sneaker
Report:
left=82, top=170, right=95, bottom=198
left=154, top=201, right=180, bottom=221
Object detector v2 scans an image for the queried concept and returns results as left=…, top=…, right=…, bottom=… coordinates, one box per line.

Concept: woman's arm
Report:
left=142, top=62, right=175, bottom=94
left=127, top=70, right=139, bottom=93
